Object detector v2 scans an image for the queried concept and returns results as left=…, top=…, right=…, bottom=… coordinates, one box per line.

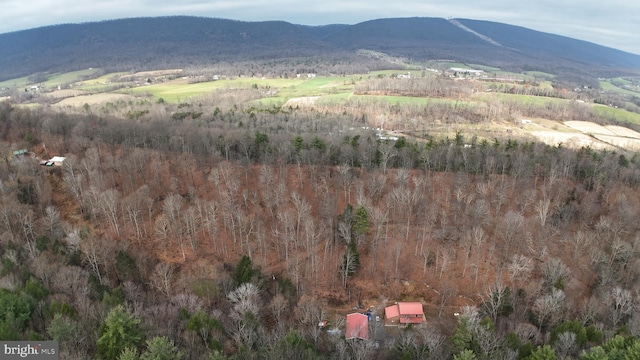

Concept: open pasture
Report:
left=125, top=77, right=306, bottom=102
left=42, top=68, right=102, bottom=88
left=53, top=93, right=136, bottom=107
left=478, top=92, right=569, bottom=107
left=0, top=76, right=30, bottom=89
left=599, top=80, right=640, bottom=96
left=75, top=72, right=129, bottom=91
left=591, top=105, right=640, bottom=124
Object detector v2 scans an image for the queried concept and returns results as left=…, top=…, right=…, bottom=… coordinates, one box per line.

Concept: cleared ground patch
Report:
left=283, top=96, right=319, bottom=107
left=564, top=120, right=616, bottom=135
left=605, top=125, right=640, bottom=138
left=523, top=118, right=640, bottom=151
left=529, top=130, right=614, bottom=150
left=592, top=134, right=640, bottom=150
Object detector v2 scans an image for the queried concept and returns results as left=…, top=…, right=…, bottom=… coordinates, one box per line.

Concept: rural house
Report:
left=345, top=313, right=369, bottom=340
left=384, top=302, right=425, bottom=326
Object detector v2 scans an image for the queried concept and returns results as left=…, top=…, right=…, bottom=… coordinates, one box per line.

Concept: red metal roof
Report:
left=385, top=304, right=400, bottom=319
left=397, top=302, right=424, bottom=316
left=385, top=302, right=425, bottom=325
left=345, top=313, right=369, bottom=340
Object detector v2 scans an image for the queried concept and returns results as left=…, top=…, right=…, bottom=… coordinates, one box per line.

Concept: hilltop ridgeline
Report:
left=1, top=16, right=639, bottom=81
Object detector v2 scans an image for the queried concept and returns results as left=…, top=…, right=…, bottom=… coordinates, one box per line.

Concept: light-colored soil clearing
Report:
left=605, top=125, right=640, bottom=139
left=53, top=93, right=136, bottom=107
left=529, top=130, right=615, bottom=150
left=521, top=118, right=640, bottom=151
left=282, top=96, right=319, bottom=107
left=564, top=120, right=616, bottom=135
left=591, top=134, right=640, bottom=150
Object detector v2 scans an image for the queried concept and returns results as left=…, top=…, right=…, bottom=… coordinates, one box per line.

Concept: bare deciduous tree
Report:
left=533, top=288, right=566, bottom=330
left=439, top=283, right=458, bottom=318
left=500, top=210, right=524, bottom=255
left=378, top=142, right=397, bottom=175
left=43, top=205, right=61, bottom=238
left=508, top=254, right=534, bottom=282
left=554, top=331, right=577, bottom=359
left=99, top=188, right=121, bottom=237
left=609, top=286, right=634, bottom=327
left=542, top=257, right=571, bottom=290
left=535, top=197, right=552, bottom=227
left=228, top=282, right=261, bottom=320
left=482, top=282, right=509, bottom=323
left=150, top=262, right=174, bottom=298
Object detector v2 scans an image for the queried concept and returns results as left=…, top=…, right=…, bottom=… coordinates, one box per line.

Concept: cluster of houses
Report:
left=345, top=302, right=425, bottom=340
left=449, top=67, right=485, bottom=78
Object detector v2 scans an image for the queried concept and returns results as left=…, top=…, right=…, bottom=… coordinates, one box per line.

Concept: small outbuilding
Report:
left=345, top=313, right=369, bottom=340
left=384, top=302, right=425, bottom=326
left=48, top=156, right=66, bottom=166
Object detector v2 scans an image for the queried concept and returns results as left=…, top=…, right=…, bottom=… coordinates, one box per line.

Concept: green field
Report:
left=0, top=69, right=103, bottom=91
left=0, top=76, right=30, bottom=89
left=523, top=71, right=555, bottom=79
left=75, top=72, right=129, bottom=91
left=125, top=78, right=308, bottom=102
left=591, top=105, right=640, bottom=124
left=42, top=68, right=102, bottom=88
left=600, top=80, right=640, bottom=96
left=477, top=92, right=568, bottom=107
left=468, top=64, right=501, bottom=72
left=319, top=94, right=475, bottom=108
left=123, top=76, right=358, bottom=103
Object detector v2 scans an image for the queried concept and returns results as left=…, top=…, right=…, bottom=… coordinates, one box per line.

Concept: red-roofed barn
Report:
left=345, top=313, right=369, bottom=340
left=384, top=302, right=425, bottom=326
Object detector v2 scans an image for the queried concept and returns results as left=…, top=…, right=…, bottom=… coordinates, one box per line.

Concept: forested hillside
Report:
left=2, top=80, right=640, bottom=359
left=2, top=16, right=640, bottom=82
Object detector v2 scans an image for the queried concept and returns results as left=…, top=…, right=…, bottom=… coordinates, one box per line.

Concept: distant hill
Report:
left=457, top=19, right=640, bottom=69
left=1, top=16, right=639, bottom=81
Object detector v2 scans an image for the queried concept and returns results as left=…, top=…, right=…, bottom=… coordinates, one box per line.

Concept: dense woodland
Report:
left=3, top=70, right=640, bottom=360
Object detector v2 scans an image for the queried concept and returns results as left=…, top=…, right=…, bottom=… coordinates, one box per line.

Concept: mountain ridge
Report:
left=0, top=16, right=639, bottom=81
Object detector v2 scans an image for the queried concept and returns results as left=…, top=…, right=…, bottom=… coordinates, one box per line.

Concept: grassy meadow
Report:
left=0, top=76, right=30, bottom=89
left=41, top=68, right=103, bottom=88
left=600, top=80, right=640, bottom=96
left=591, top=105, right=640, bottom=124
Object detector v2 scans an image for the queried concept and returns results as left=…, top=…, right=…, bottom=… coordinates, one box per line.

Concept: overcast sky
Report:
left=2, top=0, right=639, bottom=54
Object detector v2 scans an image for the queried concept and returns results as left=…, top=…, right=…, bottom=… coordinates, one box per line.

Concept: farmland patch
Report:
left=53, top=93, right=136, bottom=107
